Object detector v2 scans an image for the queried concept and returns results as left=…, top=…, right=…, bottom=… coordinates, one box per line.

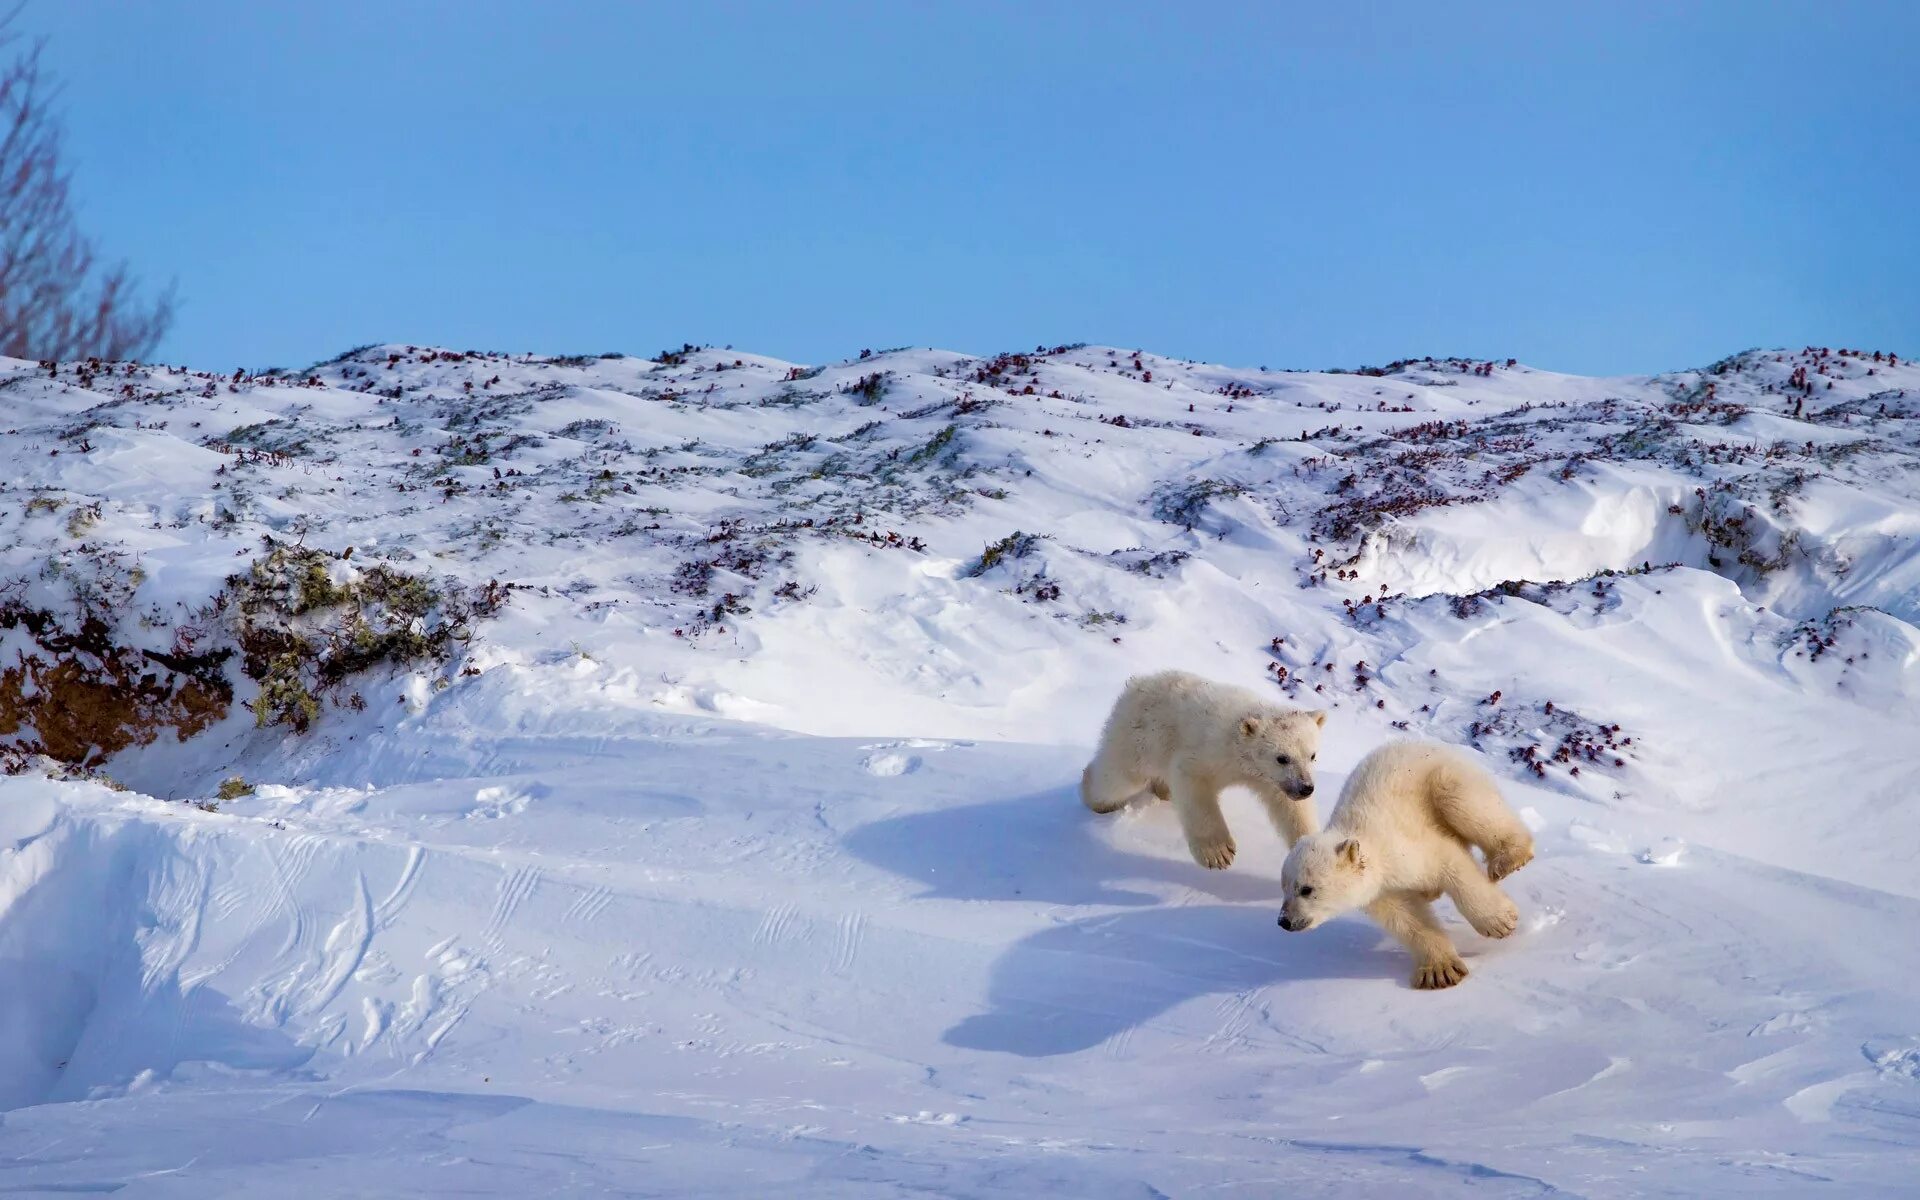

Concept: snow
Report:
left=1, top=343, right=1917, bottom=1194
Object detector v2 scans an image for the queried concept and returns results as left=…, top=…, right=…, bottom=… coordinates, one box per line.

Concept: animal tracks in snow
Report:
left=484, top=864, right=543, bottom=948
left=832, top=912, right=867, bottom=974
left=563, top=883, right=614, bottom=925
left=752, top=902, right=799, bottom=946
left=857, top=737, right=972, bottom=777
left=470, top=784, right=538, bottom=820
left=860, top=751, right=921, bottom=777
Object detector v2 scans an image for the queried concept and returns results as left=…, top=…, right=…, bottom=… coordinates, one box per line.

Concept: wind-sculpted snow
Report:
left=0, top=342, right=1916, bottom=1194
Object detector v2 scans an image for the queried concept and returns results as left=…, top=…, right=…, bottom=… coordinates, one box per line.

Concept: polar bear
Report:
left=1277, top=740, right=1534, bottom=989
left=1081, top=670, right=1325, bottom=869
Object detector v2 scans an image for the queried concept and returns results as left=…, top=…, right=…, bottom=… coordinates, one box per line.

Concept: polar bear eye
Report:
left=1275, top=754, right=1292, bottom=767
left=1298, top=886, right=1314, bottom=897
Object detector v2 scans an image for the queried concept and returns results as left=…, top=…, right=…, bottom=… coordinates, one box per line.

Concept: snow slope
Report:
left=1, top=343, right=1917, bottom=1196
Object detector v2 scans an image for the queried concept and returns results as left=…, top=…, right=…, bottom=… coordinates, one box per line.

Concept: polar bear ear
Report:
left=1336, top=838, right=1365, bottom=870
left=1308, top=709, right=1327, bottom=729
left=1240, top=716, right=1263, bottom=738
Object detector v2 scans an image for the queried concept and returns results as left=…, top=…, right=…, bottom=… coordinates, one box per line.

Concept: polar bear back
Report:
left=1107, top=669, right=1280, bottom=764
left=1326, top=740, right=1490, bottom=849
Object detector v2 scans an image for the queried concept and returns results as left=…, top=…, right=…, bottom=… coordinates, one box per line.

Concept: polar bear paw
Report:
left=1485, top=840, right=1534, bottom=882
left=1189, top=834, right=1237, bottom=870
left=1469, top=897, right=1519, bottom=940
left=1412, top=954, right=1469, bottom=990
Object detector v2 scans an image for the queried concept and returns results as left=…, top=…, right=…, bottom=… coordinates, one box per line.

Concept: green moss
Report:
left=847, top=371, right=890, bottom=405
left=251, top=655, right=322, bottom=731
left=1152, top=478, right=1248, bottom=526
left=227, top=547, right=465, bottom=735
left=296, top=558, right=348, bottom=612
left=967, top=531, right=1041, bottom=577
left=65, top=504, right=102, bottom=538
left=909, top=423, right=959, bottom=466
left=221, top=419, right=313, bottom=457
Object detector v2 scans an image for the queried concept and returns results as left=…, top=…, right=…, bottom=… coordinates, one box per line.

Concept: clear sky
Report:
left=26, top=1, right=1920, bottom=375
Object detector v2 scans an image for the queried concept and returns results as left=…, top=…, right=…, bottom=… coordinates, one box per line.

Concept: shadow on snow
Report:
left=844, top=784, right=1394, bottom=1057
left=842, top=785, right=1289, bottom=908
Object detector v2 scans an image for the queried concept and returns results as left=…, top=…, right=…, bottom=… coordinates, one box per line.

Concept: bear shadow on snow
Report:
left=941, top=903, right=1396, bottom=1057
left=842, top=785, right=1290, bottom=908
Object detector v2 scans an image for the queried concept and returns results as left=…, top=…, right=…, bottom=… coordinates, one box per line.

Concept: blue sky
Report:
left=29, top=1, right=1920, bottom=374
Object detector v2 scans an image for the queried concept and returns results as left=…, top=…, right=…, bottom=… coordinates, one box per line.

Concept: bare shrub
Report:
left=0, top=10, right=173, bottom=361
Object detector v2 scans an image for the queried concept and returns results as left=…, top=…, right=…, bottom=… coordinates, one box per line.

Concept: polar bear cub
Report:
left=1277, top=740, right=1534, bottom=989
left=1081, top=670, right=1325, bottom=869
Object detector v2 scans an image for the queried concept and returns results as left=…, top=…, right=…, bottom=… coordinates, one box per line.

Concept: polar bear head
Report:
left=1232, top=708, right=1324, bottom=800
left=1277, top=834, right=1373, bottom=932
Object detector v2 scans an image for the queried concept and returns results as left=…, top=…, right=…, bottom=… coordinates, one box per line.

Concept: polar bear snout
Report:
left=1287, top=780, right=1315, bottom=800
left=1277, top=900, right=1320, bottom=932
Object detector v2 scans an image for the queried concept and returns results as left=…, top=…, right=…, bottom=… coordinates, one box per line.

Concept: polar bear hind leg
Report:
left=1429, top=756, right=1534, bottom=881
left=1081, top=753, right=1148, bottom=814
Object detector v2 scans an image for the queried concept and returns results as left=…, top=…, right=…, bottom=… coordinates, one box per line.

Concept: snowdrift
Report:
left=1, top=342, right=1917, bottom=1195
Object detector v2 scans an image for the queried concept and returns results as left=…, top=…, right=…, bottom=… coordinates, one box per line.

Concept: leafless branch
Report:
left=0, top=8, right=172, bottom=362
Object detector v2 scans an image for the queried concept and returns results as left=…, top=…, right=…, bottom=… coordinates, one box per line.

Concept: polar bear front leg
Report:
left=1260, top=788, right=1318, bottom=847
left=1169, top=768, right=1235, bottom=869
left=1366, top=894, right=1468, bottom=989
left=1440, top=850, right=1520, bottom=940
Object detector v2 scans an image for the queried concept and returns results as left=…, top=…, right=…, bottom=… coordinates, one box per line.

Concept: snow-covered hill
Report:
left=2, top=342, right=1916, bottom=1195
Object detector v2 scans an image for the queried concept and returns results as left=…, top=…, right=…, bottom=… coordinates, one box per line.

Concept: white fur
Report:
left=1278, top=740, right=1535, bottom=989
left=1081, top=670, right=1325, bottom=869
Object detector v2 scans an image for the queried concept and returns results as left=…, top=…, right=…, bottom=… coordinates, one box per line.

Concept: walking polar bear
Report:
left=1081, top=670, right=1325, bottom=869
left=1277, top=740, right=1535, bottom=989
